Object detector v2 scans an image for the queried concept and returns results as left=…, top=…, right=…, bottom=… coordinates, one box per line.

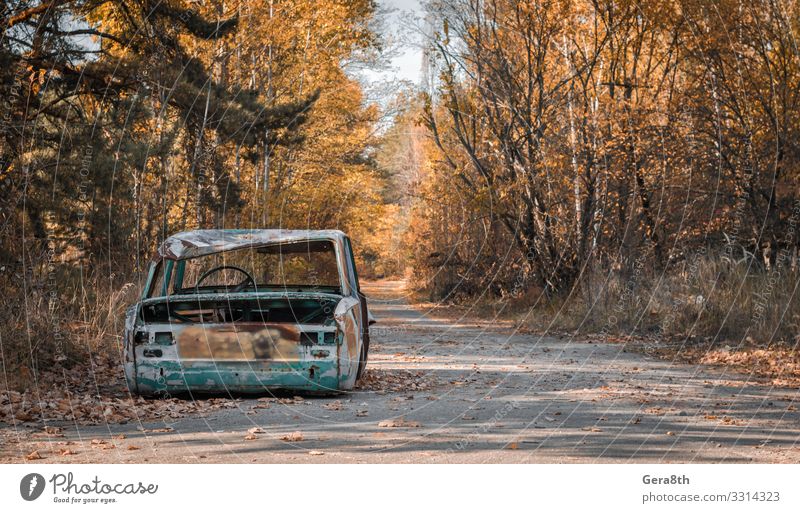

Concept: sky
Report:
left=363, top=0, right=425, bottom=86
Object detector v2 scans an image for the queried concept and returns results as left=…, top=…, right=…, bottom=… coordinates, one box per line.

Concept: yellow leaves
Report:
left=25, top=450, right=43, bottom=461
left=377, top=417, right=422, bottom=428
left=280, top=431, right=304, bottom=442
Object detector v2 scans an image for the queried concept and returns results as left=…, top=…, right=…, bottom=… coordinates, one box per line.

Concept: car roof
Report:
left=158, top=229, right=347, bottom=260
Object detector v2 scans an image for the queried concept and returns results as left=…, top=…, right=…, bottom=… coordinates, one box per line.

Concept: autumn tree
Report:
left=413, top=0, right=800, bottom=299
left=0, top=0, right=390, bottom=377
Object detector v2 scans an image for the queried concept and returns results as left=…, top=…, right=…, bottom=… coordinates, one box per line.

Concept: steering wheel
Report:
left=194, top=265, right=256, bottom=292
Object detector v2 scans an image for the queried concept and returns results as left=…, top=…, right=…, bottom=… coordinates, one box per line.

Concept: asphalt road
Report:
left=5, top=280, right=800, bottom=463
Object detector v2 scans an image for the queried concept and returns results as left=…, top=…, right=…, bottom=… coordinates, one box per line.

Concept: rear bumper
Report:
left=132, top=359, right=342, bottom=395
left=124, top=320, right=348, bottom=396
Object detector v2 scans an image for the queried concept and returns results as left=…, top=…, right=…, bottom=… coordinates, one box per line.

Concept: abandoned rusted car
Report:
left=123, top=229, right=372, bottom=396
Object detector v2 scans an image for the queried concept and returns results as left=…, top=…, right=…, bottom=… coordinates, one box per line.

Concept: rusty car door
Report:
left=344, top=236, right=370, bottom=378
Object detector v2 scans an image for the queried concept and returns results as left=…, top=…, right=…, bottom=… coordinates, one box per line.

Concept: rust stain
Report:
left=177, top=324, right=301, bottom=360
left=344, top=315, right=358, bottom=359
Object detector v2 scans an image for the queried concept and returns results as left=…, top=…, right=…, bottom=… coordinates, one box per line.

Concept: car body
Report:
left=122, top=229, right=372, bottom=396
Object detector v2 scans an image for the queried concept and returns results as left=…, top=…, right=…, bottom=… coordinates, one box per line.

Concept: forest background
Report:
left=2, top=0, right=799, bottom=387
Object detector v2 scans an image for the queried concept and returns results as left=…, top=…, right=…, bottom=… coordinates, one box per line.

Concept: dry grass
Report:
left=553, top=255, right=800, bottom=346
left=414, top=253, right=800, bottom=383
left=0, top=261, right=139, bottom=391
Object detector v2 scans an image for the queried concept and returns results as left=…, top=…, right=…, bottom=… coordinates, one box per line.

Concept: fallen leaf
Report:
left=378, top=417, right=421, bottom=428
left=127, top=445, right=140, bottom=451
left=25, top=450, right=43, bottom=460
left=280, top=431, right=304, bottom=442
left=506, top=442, right=519, bottom=450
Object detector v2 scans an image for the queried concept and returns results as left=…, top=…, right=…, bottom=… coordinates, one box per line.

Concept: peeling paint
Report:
left=124, top=230, right=372, bottom=396
left=157, top=229, right=349, bottom=261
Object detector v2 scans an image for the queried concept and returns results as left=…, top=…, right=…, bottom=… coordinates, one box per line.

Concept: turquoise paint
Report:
left=174, top=260, right=185, bottom=289
left=125, top=231, right=369, bottom=396
left=135, top=359, right=342, bottom=395
left=162, top=260, right=174, bottom=296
